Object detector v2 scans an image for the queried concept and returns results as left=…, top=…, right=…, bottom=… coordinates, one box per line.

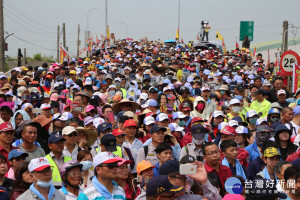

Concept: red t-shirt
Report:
left=205, top=162, right=232, bottom=189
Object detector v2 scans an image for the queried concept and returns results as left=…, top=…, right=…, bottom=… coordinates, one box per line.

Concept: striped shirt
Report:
left=123, top=138, right=143, bottom=173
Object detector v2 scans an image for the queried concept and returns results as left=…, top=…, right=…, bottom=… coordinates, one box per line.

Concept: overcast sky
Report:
left=3, top=0, right=300, bottom=58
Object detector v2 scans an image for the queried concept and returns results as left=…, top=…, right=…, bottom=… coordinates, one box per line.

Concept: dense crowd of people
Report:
left=0, top=38, right=299, bottom=200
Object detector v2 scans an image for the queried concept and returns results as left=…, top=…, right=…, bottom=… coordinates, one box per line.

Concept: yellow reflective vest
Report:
left=45, top=154, right=72, bottom=187
left=95, top=146, right=123, bottom=158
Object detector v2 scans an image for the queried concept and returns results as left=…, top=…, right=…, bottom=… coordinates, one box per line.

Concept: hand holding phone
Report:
left=180, top=164, right=197, bottom=175
left=108, top=112, right=115, bottom=122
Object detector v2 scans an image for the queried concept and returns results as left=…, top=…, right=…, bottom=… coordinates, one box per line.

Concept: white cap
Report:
left=93, top=152, right=120, bottom=167
left=139, top=93, right=148, bottom=101
left=62, top=126, right=78, bottom=136
left=218, top=122, right=228, bottom=130
left=93, top=118, right=105, bottom=128
left=236, top=126, right=248, bottom=134
left=229, top=120, right=238, bottom=127
left=156, top=113, right=169, bottom=122
left=163, top=85, right=172, bottom=92
left=85, top=78, right=92, bottom=85
left=277, top=89, right=286, bottom=95
left=201, top=86, right=210, bottom=92
left=229, top=99, right=241, bottom=106
left=213, top=111, right=225, bottom=118
left=40, top=104, right=51, bottom=110
left=115, top=78, right=122, bottom=82
left=246, top=110, right=258, bottom=118
left=172, top=123, right=184, bottom=132
left=144, top=116, right=155, bottom=125
left=176, top=112, right=187, bottom=119
left=28, top=157, right=51, bottom=172
left=52, top=113, right=61, bottom=121
left=60, top=112, right=73, bottom=121
left=256, top=118, right=268, bottom=126
left=124, top=66, right=131, bottom=70
left=83, top=61, right=89, bottom=64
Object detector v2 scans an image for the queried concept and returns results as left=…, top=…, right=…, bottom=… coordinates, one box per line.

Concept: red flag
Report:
left=253, top=47, right=256, bottom=58
left=181, top=38, right=183, bottom=44
left=222, top=39, right=226, bottom=53
left=236, top=41, right=239, bottom=48
left=59, top=46, right=69, bottom=63
left=96, top=35, right=100, bottom=43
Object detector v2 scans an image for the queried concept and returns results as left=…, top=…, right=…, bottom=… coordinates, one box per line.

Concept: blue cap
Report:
left=148, top=99, right=157, bottom=107
left=163, top=79, right=171, bottom=84
left=159, top=160, right=179, bottom=175
left=97, top=123, right=112, bottom=133
left=48, top=133, right=66, bottom=143
left=8, top=149, right=29, bottom=160
left=293, top=106, right=300, bottom=115
left=275, top=124, right=291, bottom=137
left=268, top=108, right=280, bottom=115
left=150, top=124, right=167, bottom=134
left=232, top=116, right=244, bottom=123
left=234, top=95, right=243, bottom=101
left=146, top=175, right=184, bottom=197
left=191, top=124, right=207, bottom=139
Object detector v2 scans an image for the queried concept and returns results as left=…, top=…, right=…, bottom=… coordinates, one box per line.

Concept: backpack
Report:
left=287, top=122, right=297, bottom=136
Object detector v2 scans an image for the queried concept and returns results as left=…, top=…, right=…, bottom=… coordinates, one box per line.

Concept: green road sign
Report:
left=240, top=21, right=254, bottom=41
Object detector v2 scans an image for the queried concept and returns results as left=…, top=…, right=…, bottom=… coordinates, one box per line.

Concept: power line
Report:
left=4, top=0, right=56, bottom=30
left=11, top=35, right=56, bottom=52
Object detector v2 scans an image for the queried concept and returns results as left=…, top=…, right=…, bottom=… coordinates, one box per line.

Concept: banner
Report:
left=236, top=41, right=239, bottom=48
left=253, top=47, right=256, bottom=58
left=107, top=26, right=110, bottom=40
left=293, top=63, right=300, bottom=93
left=59, top=46, right=69, bottom=63
left=176, top=28, right=179, bottom=41
left=216, top=31, right=224, bottom=41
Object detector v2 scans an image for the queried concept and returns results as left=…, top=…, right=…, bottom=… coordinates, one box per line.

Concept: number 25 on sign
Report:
left=280, top=51, right=300, bottom=76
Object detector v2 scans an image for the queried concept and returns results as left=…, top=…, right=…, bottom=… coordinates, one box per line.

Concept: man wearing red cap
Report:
left=0, top=122, right=16, bottom=168
left=17, top=157, right=65, bottom=200
left=122, top=119, right=143, bottom=174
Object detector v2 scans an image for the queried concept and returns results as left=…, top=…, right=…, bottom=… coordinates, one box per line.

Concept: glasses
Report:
left=14, top=155, right=27, bottom=161
left=99, top=163, right=118, bottom=169
left=68, top=132, right=78, bottom=137
left=193, top=121, right=205, bottom=125
left=68, top=171, right=82, bottom=176
left=205, top=151, right=220, bottom=156
left=166, top=95, right=174, bottom=98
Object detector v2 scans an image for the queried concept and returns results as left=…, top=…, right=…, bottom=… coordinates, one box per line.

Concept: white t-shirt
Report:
left=285, top=121, right=300, bottom=138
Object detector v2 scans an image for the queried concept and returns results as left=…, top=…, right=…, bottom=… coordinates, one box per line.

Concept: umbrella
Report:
left=164, top=39, right=176, bottom=43
left=193, top=43, right=209, bottom=50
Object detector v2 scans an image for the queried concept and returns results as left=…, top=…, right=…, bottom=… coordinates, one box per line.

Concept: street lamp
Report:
left=4, top=32, right=14, bottom=41
left=87, top=8, right=101, bottom=31
left=117, top=21, right=128, bottom=38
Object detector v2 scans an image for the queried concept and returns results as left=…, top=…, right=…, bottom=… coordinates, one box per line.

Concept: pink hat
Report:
left=86, top=105, right=95, bottom=113
left=100, top=94, right=108, bottom=104
left=222, top=194, right=244, bottom=200
left=49, top=68, right=55, bottom=72
left=114, top=157, right=132, bottom=166
left=50, top=93, right=59, bottom=101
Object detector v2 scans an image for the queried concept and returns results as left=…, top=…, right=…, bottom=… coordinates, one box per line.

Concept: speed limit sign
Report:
left=280, top=50, right=300, bottom=76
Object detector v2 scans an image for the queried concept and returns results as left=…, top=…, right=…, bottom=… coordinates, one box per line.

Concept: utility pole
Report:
left=77, top=24, right=80, bottom=57
left=178, top=0, right=180, bottom=42
left=105, top=0, right=108, bottom=51
left=17, top=49, right=22, bottom=67
left=63, top=23, right=66, bottom=50
left=24, top=48, right=27, bottom=66
left=281, top=20, right=288, bottom=53
left=0, top=0, right=5, bottom=71
left=57, top=25, right=60, bottom=62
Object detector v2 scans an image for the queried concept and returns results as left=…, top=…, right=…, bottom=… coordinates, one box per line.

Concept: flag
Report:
left=176, top=28, right=179, bottom=41
left=267, top=49, right=270, bottom=66
left=107, top=26, right=110, bottom=40
left=253, top=47, right=257, bottom=58
left=222, top=39, right=226, bottom=53
left=236, top=41, right=239, bottom=48
left=293, top=63, right=300, bottom=93
left=59, top=46, right=69, bottom=63
left=181, top=38, right=184, bottom=44
left=216, top=31, right=224, bottom=41
left=96, top=35, right=100, bottom=43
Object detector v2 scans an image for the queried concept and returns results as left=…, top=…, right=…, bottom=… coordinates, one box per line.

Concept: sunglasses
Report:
left=68, top=132, right=78, bottom=137
left=13, top=155, right=27, bottom=161
left=99, top=163, right=118, bottom=169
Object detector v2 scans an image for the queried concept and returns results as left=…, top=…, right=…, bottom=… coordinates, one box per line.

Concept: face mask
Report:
left=51, top=109, right=54, bottom=115
left=115, top=82, right=121, bottom=88
left=109, top=91, right=115, bottom=96
left=220, top=91, right=225, bottom=95
left=270, top=117, right=280, bottom=124
left=232, top=106, right=241, bottom=113
left=178, top=120, right=185, bottom=127
left=45, top=80, right=51, bottom=88
left=80, top=161, right=93, bottom=171
left=249, top=118, right=258, bottom=125
left=193, top=138, right=205, bottom=145
left=33, top=175, right=52, bottom=188
left=232, top=72, right=237, bottom=75
left=196, top=104, right=205, bottom=111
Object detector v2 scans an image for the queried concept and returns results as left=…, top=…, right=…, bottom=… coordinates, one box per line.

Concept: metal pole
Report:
left=282, top=21, right=288, bottom=53
left=0, top=0, right=5, bottom=71
left=57, top=25, right=60, bottom=62
left=105, top=0, right=108, bottom=51
left=77, top=24, right=80, bottom=57
left=178, top=0, right=180, bottom=42
left=63, top=23, right=66, bottom=49
left=24, top=48, right=27, bottom=66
